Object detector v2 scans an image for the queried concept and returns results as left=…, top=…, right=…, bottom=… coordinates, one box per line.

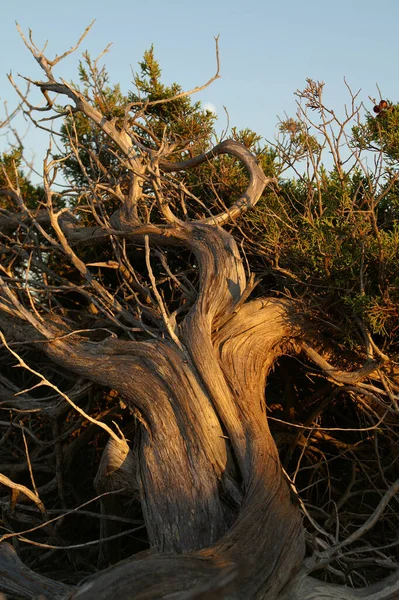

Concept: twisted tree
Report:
left=0, top=26, right=398, bottom=599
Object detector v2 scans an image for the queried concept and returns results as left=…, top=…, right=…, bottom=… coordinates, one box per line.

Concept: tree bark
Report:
left=0, top=221, right=307, bottom=597
left=1, top=48, right=397, bottom=593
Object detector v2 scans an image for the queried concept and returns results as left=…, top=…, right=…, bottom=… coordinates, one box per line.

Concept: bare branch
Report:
left=16, top=21, right=95, bottom=80
left=128, top=35, right=221, bottom=110
left=302, top=342, right=385, bottom=385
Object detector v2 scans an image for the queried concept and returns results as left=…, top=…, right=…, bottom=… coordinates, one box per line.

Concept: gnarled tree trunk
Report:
left=0, top=27, right=398, bottom=600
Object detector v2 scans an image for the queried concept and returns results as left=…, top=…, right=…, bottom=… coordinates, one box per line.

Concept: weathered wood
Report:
left=277, top=570, right=399, bottom=600
left=0, top=38, right=394, bottom=598
left=0, top=542, right=71, bottom=599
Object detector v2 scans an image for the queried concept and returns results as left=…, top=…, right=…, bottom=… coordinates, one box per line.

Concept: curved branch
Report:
left=278, top=569, right=399, bottom=600
left=15, top=29, right=272, bottom=230
left=0, top=473, right=45, bottom=514
left=0, top=542, right=70, bottom=599
left=157, top=138, right=276, bottom=226
left=302, top=342, right=385, bottom=385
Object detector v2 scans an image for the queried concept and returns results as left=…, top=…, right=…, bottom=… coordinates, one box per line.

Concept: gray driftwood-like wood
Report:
left=0, top=542, right=71, bottom=598
left=0, top=32, right=397, bottom=599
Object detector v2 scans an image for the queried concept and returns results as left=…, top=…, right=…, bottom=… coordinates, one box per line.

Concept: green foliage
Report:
left=278, top=117, right=321, bottom=160
left=4, top=52, right=398, bottom=353
left=244, top=158, right=399, bottom=349
left=0, top=148, right=44, bottom=209
left=352, top=102, right=399, bottom=162
left=57, top=52, right=128, bottom=186
left=241, top=84, right=399, bottom=350
left=58, top=48, right=216, bottom=188
left=130, top=45, right=215, bottom=152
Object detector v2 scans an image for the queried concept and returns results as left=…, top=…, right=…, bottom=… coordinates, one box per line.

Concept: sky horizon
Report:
left=1, top=0, right=399, bottom=181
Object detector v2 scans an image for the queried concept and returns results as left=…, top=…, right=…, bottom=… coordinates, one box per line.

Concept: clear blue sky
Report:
left=1, top=0, right=399, bottom=178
